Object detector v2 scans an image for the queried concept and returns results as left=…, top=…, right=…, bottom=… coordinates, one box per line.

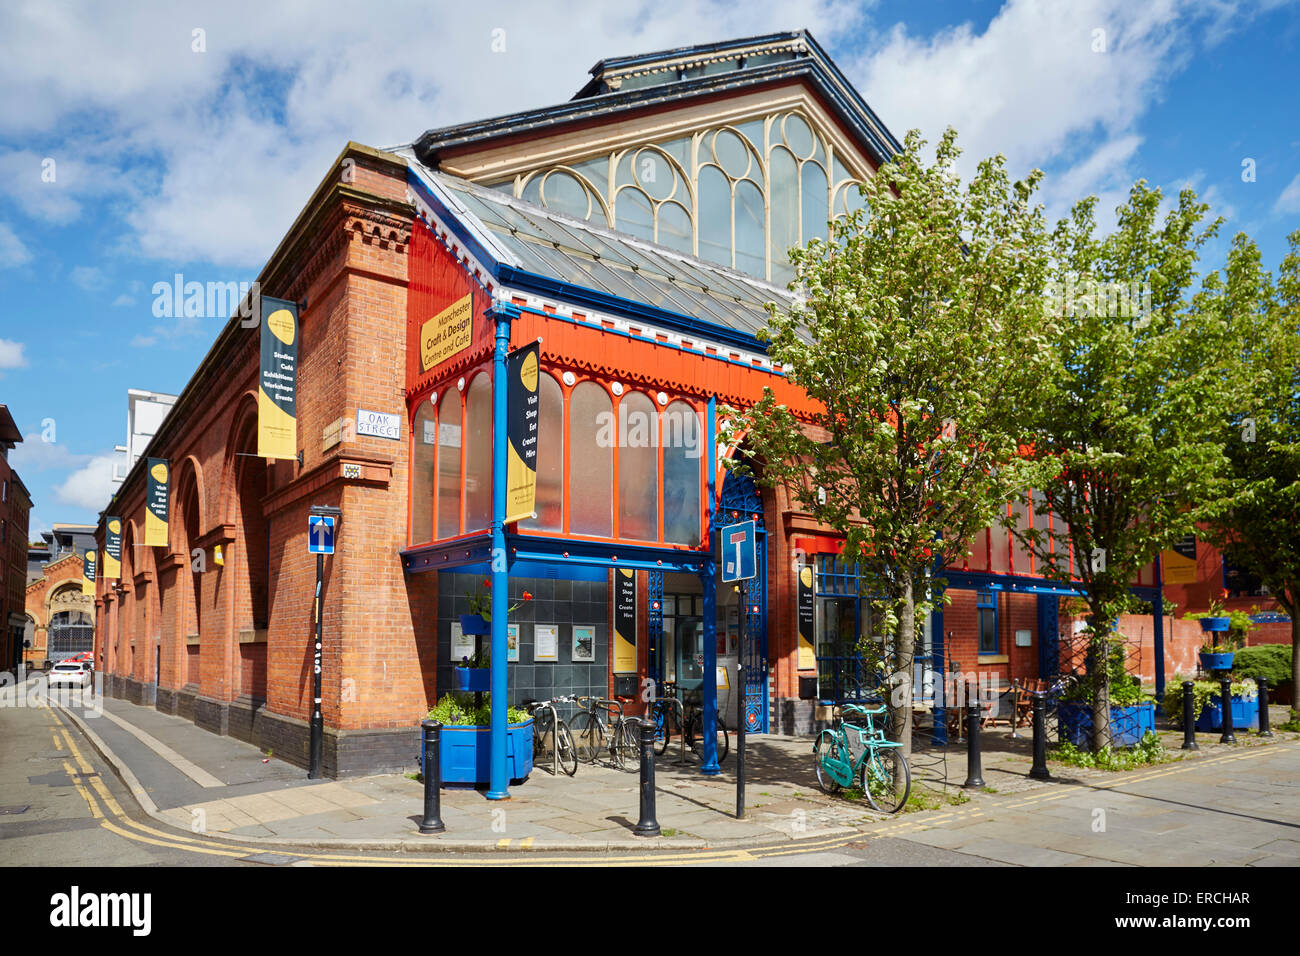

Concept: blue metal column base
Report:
left=699, top=559, right=720, bottom=775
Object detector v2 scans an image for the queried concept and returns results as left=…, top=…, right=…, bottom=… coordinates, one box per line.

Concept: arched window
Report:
left=412, top=401, right=436, bottom=545
left=661, top=401, right=701, bottom=545
left=465, top=374, right=492, bottom=532
left=521, top=374, right=564, bottom=533
left=568, top=382, right=612, bottom=536
left=617, top=392, right=658, bottom=541
left=437, top=390, right=462, bottom=539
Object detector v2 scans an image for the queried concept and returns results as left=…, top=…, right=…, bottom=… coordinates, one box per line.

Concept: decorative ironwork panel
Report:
left=648, top=570, right=664, bottom=691
left=721, top=471, right=767, bottom=732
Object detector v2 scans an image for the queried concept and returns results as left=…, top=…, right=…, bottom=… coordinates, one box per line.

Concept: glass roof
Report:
left=426, top=169, right=790, bottom=339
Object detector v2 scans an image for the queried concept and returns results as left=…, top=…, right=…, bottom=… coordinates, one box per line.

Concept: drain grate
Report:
left=0, top=805, right=31, bottom=815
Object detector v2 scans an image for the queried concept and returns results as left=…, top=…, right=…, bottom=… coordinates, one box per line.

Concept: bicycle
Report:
left=814, top=702, right=911, bottom=813
left=570, top=695, right=640, bottom=772
left=524, top=695, right=578, bottom=776
left=652, top=686, right=729, bottom=764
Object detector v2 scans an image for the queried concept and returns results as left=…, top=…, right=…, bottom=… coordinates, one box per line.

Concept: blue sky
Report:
left=1, top=0, right=1297, bottom=538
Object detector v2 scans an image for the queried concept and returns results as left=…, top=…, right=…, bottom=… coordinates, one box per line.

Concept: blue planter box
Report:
left=1194, top=694, right=1258, bottom=732
left=454, top=667, right=490, bottom=692
left=459, top=614, right=491, bottom=636
left=1058, top=702, right=1155, bottom=748
left=1199, top=651, right=1235, bottom=671
left=1198, top=617, right=1232, bottom=633
left=422, top=720, right=533, bottom=785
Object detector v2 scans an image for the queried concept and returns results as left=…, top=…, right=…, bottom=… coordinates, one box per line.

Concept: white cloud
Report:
left=0, top=0, right=864, bottom=268
left=0, top=338, right=26, bottom=369
left=8, top=432, right=89, bottom=473
left=70, top=265, right=108, bottom=291
left=0, top=221, right=31, bottom=267
left=54, top=453, right=120, bottom=512
left=112, top=293, right=136, bottom=307
left=1275, top=172, right=1300, bottom=214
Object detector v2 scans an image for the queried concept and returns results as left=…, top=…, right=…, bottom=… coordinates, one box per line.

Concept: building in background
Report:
left=111, top=389, right=178, bottom=487
left=1, top=404, right=32, bottom=673
left=24, top=523, right=98, bottom=667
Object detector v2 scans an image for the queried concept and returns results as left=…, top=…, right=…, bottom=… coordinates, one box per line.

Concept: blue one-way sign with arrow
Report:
left=308, top=515, right=336, bottom=555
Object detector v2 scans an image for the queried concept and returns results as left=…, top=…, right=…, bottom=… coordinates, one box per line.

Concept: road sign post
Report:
left=307, top=506, right=340, bottom=779
left=719, top=520, right=757, bottom=583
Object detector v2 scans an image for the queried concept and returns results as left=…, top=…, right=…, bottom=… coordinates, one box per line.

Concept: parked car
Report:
left=47, top=661, right=92, bottom=689
left=65, top=652, right=94, bottom=669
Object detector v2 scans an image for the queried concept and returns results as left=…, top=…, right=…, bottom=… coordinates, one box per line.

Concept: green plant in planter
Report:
left=427, top=692, right=530, bottom=726
left=1061, top=640, right=1151, bottom=708
left=460, top=648, right=490, bottom=668
left=1161, top=676, right=1258, bottom=726
left=464, top=579, right=533, bottom=622
left=1183, top=593, right=1256, bottom=653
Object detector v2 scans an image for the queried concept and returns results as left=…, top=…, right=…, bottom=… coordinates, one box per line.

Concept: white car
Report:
left=47, top=661, right=92, bottom=689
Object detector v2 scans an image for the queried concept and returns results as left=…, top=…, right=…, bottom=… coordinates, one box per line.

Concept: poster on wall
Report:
left=103, top=516, right=122, bottom=579
left=144, top=458, right=170, bottom=546
left=573, top=625, right=595, bottom=663
left=420, top=293, right=474, bottom=372
left=507, top=624, right=520, bottom=663
left=534, top=624, right=558, bottom=662
left=257, top=296, right=299, bottom=460
left=81, top=549, right=96, bottom=596
left=450, top=621, right=475, bottom=663
left=613, top=569, right=637, bottom=673
left=797, top=564, right=816, bottom=670
left=505, top=341, right=540, bottom=524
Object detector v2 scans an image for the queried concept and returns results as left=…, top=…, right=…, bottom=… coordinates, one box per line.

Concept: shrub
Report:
left=427, top=693, right=530, bottom=726
left=1161, top=676, right=1258, bottom=727
left=1060, top=640, right=1150, bottom=708
left=1049, top=730, right=1167, bottom=770
left=1232, top=643, right=1293, bottom=687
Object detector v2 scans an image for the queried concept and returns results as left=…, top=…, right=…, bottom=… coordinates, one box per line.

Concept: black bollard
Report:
left=634, top=718, right=661, bottom=837
left=963, top=690, right=985, bottom=789
left=1257, top=677, right=1272, bottom=737
left=1180, top=681, right=1198, bottom=751
left=736, top=663, right=746, bottom=820
left=418, top=719, right=446, bottom=834
left=1218, top=675, right=1236, bottom=744
left=1029, top=693, right=1051, bottom=780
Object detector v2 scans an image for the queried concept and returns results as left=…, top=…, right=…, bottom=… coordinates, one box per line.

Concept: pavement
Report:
left=30, top=678, right=1300, bottom=860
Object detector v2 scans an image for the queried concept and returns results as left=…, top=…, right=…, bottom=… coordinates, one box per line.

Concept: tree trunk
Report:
left=895, top=577, right=916, bottom=756
left=1089, top=629, right=1112, bottom=753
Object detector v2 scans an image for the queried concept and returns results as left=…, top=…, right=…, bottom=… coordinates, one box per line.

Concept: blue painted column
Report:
left=1153, top=557, right=1166, bottom=716
left=487, top=303, right=517, bottom=800
left=931, top=603, right=947, bottom=745
left=699, top=397, right=720, bottom=774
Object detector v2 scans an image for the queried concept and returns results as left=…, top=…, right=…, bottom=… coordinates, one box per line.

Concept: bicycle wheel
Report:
left=687, top=713, right=729, bottom=765
left=614, top=720, right=642, bottom=772
left=571, top=711, right=604, bottom=764
left=555, top=721, right=578, bottom=776
left=862, top=747, right=911, bottom=814
left=814, top=730, right=845, bottom=795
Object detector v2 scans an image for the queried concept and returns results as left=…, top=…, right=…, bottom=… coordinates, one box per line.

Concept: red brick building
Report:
left=1, top=405, right=32, bottom=674
left=93, top=32, right=1215, bottom=778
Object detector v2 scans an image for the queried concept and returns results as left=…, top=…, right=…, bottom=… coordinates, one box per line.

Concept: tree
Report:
left=1013, top=183, right=1253, bottom=751
left=1205, top=230, right=1300, bottom=701
left=723, top=128, right=1056, bottom=751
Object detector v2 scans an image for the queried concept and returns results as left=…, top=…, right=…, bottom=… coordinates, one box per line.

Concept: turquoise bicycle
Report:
left=814, top=703, right=911, bottom=813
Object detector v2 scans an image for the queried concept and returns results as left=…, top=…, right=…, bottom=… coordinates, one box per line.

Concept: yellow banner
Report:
left=797, top=565, right=816, bottom=669
left=614, top=569, right=637, bottom=673
left=1162, top=551, right=1197, bottom=584
left=103, top=517, right=122, bottom=578
left=420, top=294, right=473, bottom=371
left=81, top=550, right=97, bottom=595
left=145, top=459, right=169, bottom=547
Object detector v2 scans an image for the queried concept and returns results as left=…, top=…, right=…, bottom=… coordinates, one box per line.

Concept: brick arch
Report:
left=171, top=455, right=206, bottom=551
left=217, top=391, right=260, bottom=527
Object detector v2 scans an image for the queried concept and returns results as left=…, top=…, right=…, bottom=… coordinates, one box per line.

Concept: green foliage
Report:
left=459, top=648, right=490, bottom=668
left=1060, top=641, right=1149, bottom=707
left=1161, top=677, right=1258, bottom=726
left=1049, top=731, right=1167, bottom=770
left=723, top=127, right=1058, bottom=739
left=427, top=693, right=530, bottom=726
left=1278, top=710, right=1300, bottom=733
left=1231, top=643, right=1293, bottom=687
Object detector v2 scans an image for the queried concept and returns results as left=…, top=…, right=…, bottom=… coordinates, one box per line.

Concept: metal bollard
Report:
left=963, top=690, right=985, bottom=788
left=1029, top=693, right=1051, bottom=780
left=1180, top=681, right=1198, bottom=751
left=1218, top=676, right=1236, bottom=744
left=1257, top=677, right=1272, bottom=737
left=634, top=718, right=661, bottom=837
left=418, top=719, right=446, bottom=834
left=736, top=663, right=746, bottom=820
